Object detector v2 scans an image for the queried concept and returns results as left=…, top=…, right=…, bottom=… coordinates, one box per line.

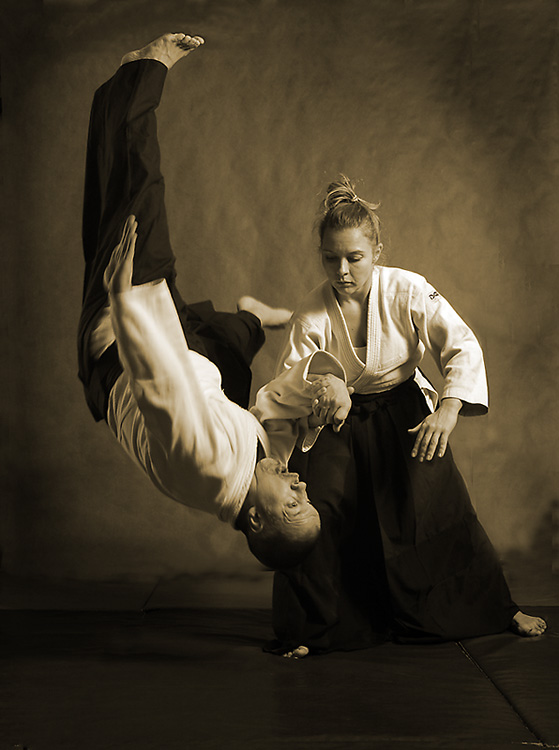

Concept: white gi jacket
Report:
left=253, top=266, right=489, bottom=464
left=106, top=279, right=270, bottom=526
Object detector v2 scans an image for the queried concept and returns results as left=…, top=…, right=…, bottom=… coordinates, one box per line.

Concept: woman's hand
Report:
left=408, top=397, right=462, bottom=461
left=308, top=374, right=354, bottom=432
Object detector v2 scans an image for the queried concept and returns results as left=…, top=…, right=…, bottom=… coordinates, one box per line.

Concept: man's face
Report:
left=252, top=458, right=320, bottom=531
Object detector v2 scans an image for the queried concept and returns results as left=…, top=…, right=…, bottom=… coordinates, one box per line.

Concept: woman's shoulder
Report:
left=377, top=265, right=428, bottom=294
left=290, top=280, right=332, bottom=324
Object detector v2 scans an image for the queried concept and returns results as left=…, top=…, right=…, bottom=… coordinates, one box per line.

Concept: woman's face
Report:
left=320, top=227, right=381, bottom=301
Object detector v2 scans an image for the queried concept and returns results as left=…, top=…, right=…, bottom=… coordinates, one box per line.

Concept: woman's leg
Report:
left=268, top=421, right=391, bottom=655
left=372, top=381, right=545, bottom=640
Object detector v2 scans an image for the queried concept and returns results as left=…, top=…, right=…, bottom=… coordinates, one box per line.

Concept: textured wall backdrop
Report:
left=1, top=0, right=557, bottom=582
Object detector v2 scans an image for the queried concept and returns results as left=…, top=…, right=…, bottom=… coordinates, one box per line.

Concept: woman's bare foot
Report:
left=510, top=610, right=547, bottom=637
left=282, top=645, right=310, bottom=659
left=237, top=296, right=293, bottom=328
left=120, top=32, right=205, bottom=69
left=104, top=215, right=138, bottom=294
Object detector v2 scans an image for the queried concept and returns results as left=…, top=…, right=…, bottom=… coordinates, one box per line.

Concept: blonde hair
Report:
left=318, top=174, right=381, bottom=246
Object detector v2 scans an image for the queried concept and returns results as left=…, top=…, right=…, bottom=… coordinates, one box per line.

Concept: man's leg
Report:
left=78, top=33, right=271, bottom=419
left=78, top=34, right=203, bottom=420
left=172, top=300, right=265, bottom=409
left=170, top=296, right=291, bottom=409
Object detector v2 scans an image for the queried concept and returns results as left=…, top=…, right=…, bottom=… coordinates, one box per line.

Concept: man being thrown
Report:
left=77, top=33, right=320, bottom=569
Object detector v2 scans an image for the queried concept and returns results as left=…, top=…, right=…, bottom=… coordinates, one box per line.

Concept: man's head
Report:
left=240, top=458, right=321, bottom=570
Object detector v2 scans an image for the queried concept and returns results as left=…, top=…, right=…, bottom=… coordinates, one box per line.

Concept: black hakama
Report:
left=270, top=378, right=517, bottom=653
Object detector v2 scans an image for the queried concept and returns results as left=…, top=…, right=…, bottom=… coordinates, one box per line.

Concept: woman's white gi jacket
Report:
left=253, top=266, right=488, bottom=465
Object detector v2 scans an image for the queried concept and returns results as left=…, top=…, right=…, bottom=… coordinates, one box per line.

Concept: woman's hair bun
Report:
left=323, top=174, right=379, bottom=213
left=324, top=175, right=358, bottom=210
left=318, top=174, right=381, bottom=245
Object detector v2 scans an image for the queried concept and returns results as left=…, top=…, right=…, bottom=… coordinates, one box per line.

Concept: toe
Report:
left=281, top=645, right=308, bottom=659
left=177, top=34, right=204, bottom=50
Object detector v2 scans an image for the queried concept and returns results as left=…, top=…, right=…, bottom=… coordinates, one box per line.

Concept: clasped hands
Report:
left=308, top=374, right=461, bottom=460
left=307, top=374, right=354, bottom=433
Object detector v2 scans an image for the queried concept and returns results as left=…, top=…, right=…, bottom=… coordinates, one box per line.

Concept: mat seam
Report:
left=140, top=578, right=161, bottom=611
left=456, top=640, right=549, bottom=747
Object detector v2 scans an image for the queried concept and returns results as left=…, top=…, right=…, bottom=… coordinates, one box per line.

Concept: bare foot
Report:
left=120, top=32, right=205, bottom=69
left=510, top=610, right=547, bottom=637
left=104, top=215, right=138, bottom=294
left=237, top=296, right=293, bottom=328
left=282, top=645, right=310, bottom=659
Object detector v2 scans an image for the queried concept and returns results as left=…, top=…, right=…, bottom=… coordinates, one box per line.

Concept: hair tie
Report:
left=351, top=194, right=360, bottom=203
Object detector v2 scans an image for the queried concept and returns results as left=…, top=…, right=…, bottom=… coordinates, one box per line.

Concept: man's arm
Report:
left=252, top=350, right=348, bottom=464
left=107, top=217, right=224, bottom=469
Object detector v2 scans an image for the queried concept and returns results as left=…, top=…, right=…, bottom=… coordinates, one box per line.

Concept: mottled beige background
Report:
left=1, top=0, right=557, bottom=584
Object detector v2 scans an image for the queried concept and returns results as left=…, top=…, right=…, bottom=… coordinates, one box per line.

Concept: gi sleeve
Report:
left=109, top=279, right=224, bottom=470
left=275, top=316, right=325, bottom=375
left=410, top=277, right=489, bottom=416
left=252, top=350, right=346, bottom=465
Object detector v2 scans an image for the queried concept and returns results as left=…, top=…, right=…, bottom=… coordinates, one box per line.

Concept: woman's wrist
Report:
left=440, top=397, right=462, bottom=415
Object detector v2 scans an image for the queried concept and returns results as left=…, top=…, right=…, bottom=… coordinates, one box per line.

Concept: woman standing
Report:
left=258, top=176, right=546, bottom=655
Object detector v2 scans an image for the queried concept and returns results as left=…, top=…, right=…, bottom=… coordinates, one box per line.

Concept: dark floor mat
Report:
left=1, top=608, right=552, bottom=750
left=461, top=605, right=559, bottom=747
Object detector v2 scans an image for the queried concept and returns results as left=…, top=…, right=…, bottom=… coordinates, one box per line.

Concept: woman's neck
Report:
left=334, top=290, right=369, bottom=348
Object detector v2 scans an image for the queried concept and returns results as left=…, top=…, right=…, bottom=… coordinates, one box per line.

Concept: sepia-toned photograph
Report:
left=1, top=1, right=558, bottom=747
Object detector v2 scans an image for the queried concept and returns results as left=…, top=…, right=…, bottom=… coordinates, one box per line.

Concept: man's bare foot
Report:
left=104, top=215, right=138, bottom=294
left=510, top=610, right=547, bottom=637
left=237, top=296, right=293, bottom=328
left=120, top=32, right=205, bottom=69
left=282, top=645, right=309, bottom=659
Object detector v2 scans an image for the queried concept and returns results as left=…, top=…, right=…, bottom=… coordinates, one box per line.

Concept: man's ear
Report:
left=374, top=243, right=383, bottom=262
left=248, top=506, right=264, bottom=533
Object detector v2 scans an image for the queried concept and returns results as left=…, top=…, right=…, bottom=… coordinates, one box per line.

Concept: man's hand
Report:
left=103, top=215, right=138, bottom=294
left=308, top=374, right=354, bottom=432
left=408, top=397, right=462, bottom=461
